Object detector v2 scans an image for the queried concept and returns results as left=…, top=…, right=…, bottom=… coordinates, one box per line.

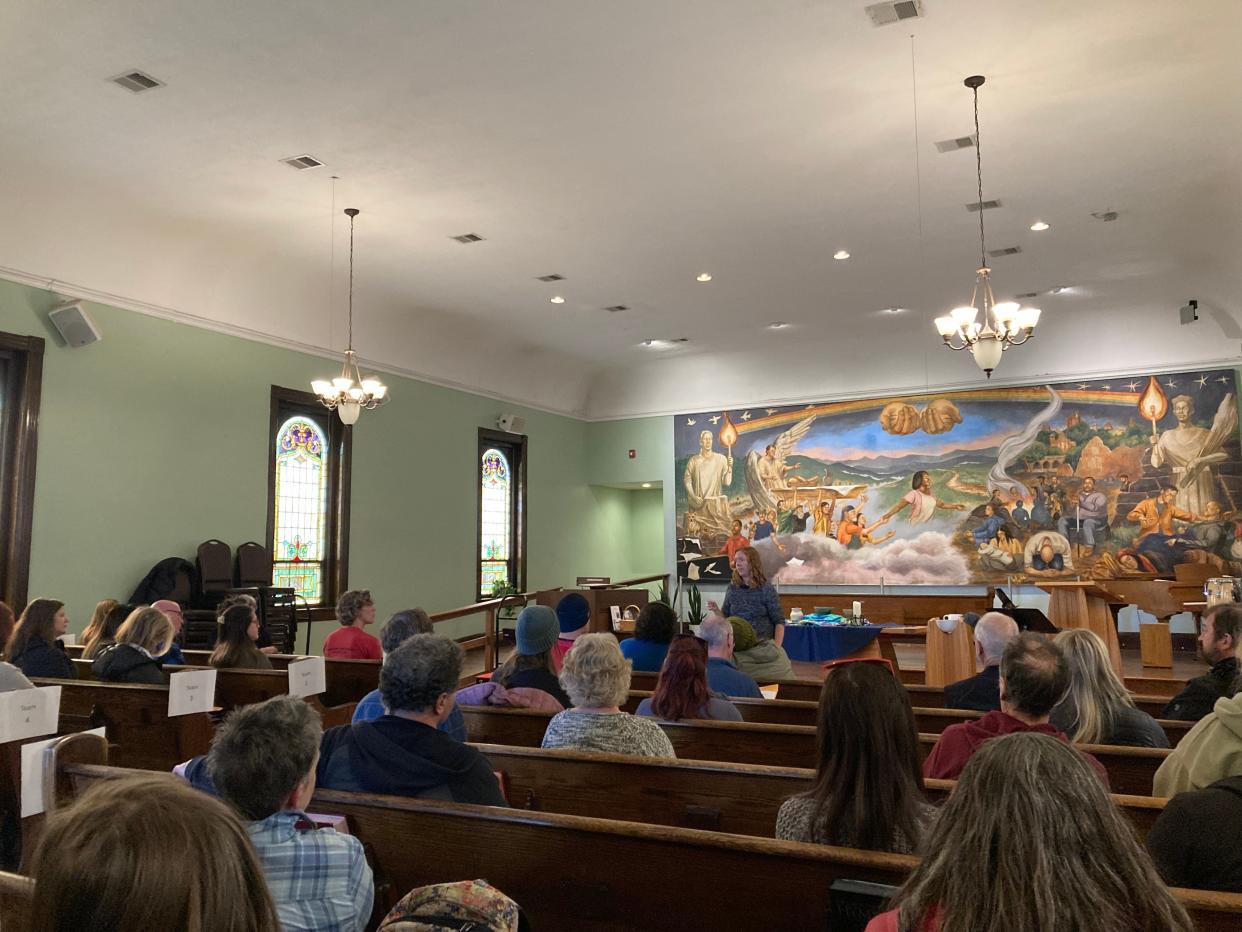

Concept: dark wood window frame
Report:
left=0, top=333, right=44, bottom=611
left=266, top=386, right=353, bottom=612
left=477, top=427, right=528, bottom=601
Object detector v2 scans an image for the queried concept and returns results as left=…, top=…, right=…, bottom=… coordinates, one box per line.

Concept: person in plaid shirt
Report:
left=209, top=695, right=375, bottom=932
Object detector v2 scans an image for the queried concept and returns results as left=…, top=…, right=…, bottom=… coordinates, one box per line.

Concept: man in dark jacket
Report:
left=317, top=634, right=507, bottom=806
left=1147, top=776, right=1242, bottom=892
left=944, top=611, right=1018, bottom=712
left=1163, top=604, right=1240, bottom=722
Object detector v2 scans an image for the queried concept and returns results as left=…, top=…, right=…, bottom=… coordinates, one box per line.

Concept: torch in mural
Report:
left=1138, top=376, right=1168, bottom=440
left=719, top=411, right=738, bottom=465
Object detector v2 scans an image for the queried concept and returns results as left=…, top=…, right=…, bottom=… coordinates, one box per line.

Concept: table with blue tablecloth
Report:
left=781, top=621, right=896, bottom=663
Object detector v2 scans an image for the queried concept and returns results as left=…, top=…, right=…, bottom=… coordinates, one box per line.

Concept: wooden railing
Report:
left=430, top=589, right=547, bottom=674
left=596, top=572, right=670, bottom=591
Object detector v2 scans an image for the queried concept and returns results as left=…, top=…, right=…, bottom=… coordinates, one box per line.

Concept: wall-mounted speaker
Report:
left=497, top=413, right=526, bottom=434
left=48, top=302, right=102, bottom=348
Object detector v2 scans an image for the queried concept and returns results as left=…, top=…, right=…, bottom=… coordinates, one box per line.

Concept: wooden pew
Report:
left=29, top=678, right=213, bottom=771
left=50, top=758, right=1242, bottom=932
left=0, top=870, right=33, bottom=931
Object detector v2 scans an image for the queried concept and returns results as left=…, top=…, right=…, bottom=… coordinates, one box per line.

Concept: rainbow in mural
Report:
left=674, top=369, right=1242, bottom=586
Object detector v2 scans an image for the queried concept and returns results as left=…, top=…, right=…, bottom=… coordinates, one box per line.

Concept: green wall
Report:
left=0, top=277, right=664, bottom=648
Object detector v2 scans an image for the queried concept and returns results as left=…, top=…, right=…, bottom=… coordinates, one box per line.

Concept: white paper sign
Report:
left=21, top=726, right=106, bottom=817
left=167, top=668, right=217, bottom=717
left=60, top=634, right=77, bottom=646
left=0, top=686, right=61, bottom=743
left=288, top=657, right=326, bottom=698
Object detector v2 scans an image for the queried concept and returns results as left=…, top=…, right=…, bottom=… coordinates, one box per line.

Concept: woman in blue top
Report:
left=619, top=601, right=678, bottom=672
left=710, top=547, right=784, bottom=647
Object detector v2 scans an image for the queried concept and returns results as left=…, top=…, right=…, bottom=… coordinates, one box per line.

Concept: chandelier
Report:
left=312, top=207, right=389, bottom=424
left=933, top=75, right=1041, bottom=378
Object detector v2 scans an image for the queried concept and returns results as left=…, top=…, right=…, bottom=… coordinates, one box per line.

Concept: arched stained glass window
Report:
left=272, top=415, right=330, bottom=602
left=479, top=447, right=512, bottom=596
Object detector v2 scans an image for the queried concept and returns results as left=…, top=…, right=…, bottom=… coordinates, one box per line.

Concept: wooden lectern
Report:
left=923, top=619, right=976, bottom=688
left=535, top=588, right=651, bottom=637
left=1034, top=581, right=1122, bottom=675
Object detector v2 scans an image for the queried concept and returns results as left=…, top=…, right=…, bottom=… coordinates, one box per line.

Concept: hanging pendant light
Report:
left=311, top=208, right=389, bottom=423
left=932, top=76, right=1041, bottom=378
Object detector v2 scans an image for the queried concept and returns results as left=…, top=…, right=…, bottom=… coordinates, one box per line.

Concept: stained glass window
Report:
left=479, top=447, right=512, bottom=596
left=272, top=415, right=330, bottom=603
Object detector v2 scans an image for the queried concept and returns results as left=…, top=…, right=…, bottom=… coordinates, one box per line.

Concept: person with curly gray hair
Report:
left=324, top=588, right=382, bottom=660
left=317, top=634, right=507, bottom=806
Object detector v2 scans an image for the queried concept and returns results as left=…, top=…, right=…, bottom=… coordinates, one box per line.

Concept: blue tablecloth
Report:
left=782, top=623, right=893, bottom=663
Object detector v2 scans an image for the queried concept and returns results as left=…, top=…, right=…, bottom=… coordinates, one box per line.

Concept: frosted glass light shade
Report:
left=332, top=377, right=354, bottom=392
left=951, top=305, right=978, bottom=326
left=338, top=400, right=361, bottom=425
left=992, top=301, right=1019, bottom=324
left=934, top=316, right=957, bottom=337
left=971, top=335, right=1004, bottom=372
left=311, top=380, right=333, bottom=397
left=1016, top=306, right=1041, bottom=329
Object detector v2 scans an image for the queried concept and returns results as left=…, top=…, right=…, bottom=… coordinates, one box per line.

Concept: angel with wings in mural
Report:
left=744, top=416, right=815, bottom=514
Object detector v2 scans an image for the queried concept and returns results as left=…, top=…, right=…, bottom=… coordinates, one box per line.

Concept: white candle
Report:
left=852, top=600, right=862, bottom=618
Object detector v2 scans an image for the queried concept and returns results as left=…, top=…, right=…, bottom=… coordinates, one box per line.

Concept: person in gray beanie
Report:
left=458, top=605, right=571, bottom=709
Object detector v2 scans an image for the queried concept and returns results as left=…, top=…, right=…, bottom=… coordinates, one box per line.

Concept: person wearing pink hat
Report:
left=151, top=600, right=187, bottom=666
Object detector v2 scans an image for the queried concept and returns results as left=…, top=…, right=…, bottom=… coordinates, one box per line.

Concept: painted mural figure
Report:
left=683, top=430, right=733, bottom=536
left=1151, top=394, right=1234, bottom=514
left=1127, top=487, right=1197, bottom=542
left=1057, top=476, right=1108, bottom=553
left=876, top=470, right=966, bottom=527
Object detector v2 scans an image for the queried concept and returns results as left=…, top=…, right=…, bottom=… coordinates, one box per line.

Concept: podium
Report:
left=923, top=619, right=977, bottom=687
left=535, top=588, right=651, bottom=637
left=1034, top=581, right=1122, bottom=675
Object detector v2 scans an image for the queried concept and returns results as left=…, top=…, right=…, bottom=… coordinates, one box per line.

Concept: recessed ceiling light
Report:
left=881, top=307, right=907, bottom=315
left=696, top=273, right=713, bottom=283
left=1029, top=221, right=1050, bottom=232
left=641, top=482, right=652, bottom=488
left=833, top=250, right=851, bottom=260
left=1049, top=285, right=1075, bottom=295
left=768, top=321, right=790, bottom=330
left=550, top=296, right=566, bottom=304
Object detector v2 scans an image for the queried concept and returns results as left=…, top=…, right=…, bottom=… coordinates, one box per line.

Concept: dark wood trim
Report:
left=477, top=428, right=528, bottom=601
left=266, top=386, right=353, bottom=607
left=0, top=333, right=45, bottom=610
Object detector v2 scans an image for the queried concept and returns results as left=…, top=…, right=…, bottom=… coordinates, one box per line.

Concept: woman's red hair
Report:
left=651, top=638, right=711, bottom=722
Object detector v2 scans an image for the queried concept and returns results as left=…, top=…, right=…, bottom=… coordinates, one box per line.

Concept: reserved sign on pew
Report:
left=22, top=726, right=106, bottom=816
left=288, top=657, right=326, bottom=698
left=168, top=669, right=217, bottom=717
left=0, top=685, right=61, bottom=742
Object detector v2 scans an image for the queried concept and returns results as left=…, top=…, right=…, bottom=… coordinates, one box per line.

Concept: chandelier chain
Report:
left=347, top=210, right=355, bottom=352
left=973, top=84, right=986, bottom=271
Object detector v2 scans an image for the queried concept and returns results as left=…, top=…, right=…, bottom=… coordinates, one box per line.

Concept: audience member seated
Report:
left=551, top=592, right=590, bottom=673
left=91, top=606, right=174, bottom=685
left=379, top=879, right=527, bottom=932
left=210, top=603, right=274, bottom=670
left=209, top=695, right=375, bottom=931
left=542, top=633, right=676, bottom=757
left=79, top=598, right=117, bottom=651
left=923, top=632, right=1107, bottom=784
left=81, top=601, right=131, bottom=660
left=1154, top=683, right=1242, bottom=796
left=726, top=615, right=793, bottom=683
left=943, top=611, right=1017, bottom=712
left=217, top=592, right=278, bottom=653
left=619, top=601, right=678, bottom=672
left=0, top=602, right=33, bottom=691
left=150, top=598, right=187, bottom=665
left=456, top=606, right=568, bottom=711
left=8, top=598, right=75, bottom=678
left=1052, top=628, right=1169, bottom=748
left=1162, top=604, right=1240, bottom=722
left=318, top=634, right=507, bottom=806
left=28, top=772, right=281, bottom=932
left=697, top=613, right=762, bottom=698
left=636, top=635, right=741, bottom=722
left=354, top=609, right=467, bottom=740
left=1148, top=773, right=1242, bottom=893
left=777, top=660, right=933, bottom=852
left=324, top=588, right=382, bottom=660
left=866, top=733, right=1194, bottom=932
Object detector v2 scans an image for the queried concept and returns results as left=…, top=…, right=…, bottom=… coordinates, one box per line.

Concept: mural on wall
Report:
left=675, top=369, right=1242, bottom=586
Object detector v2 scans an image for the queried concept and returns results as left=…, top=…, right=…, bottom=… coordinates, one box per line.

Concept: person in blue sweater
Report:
left=708, top=547, right=784, bottom=646
left=619, top=601, right=678, bottom=672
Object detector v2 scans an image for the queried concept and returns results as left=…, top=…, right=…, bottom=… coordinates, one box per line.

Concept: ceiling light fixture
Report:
left=311, top=208, right=389, bottom=424
left=550, top=296, right=566, bottom=304
left=881, top=307, right=907, bottom=315
left=1029, top=220, right=1050, bottom=231
left=641, top=482, right=653, bottom=488
left=833, top=250, right=851, bottom=260
left=696, top=273, right=713, bottom=283
left=767, top=321, right=790, bottom=330
left=933, top=76, right=1040, bottom=378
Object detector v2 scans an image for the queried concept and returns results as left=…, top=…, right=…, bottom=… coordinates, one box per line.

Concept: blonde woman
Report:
left=1051, top=629, right=1169, bottom=748
left=80, top=599, right=118, bottom=648
left=91, top=607, right=174, bottom=685
left=541, top=633, right=676, bottom=758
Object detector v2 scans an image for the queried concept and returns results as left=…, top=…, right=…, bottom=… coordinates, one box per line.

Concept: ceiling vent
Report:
left=966, top=199, right=1002, bottom=212
left=280, top=154, right=323, bottom=171
left=987, top=246, right=1022, bottom=258
left=536, top=273, right=564, bottom=282
left=604, top=305, right=630, bottom=313
left=934, top=135, right=976, bottom=153
left=1014, top=291, right=1039, bottom=299
left=451, top=233, right=485, bottom=244
left=1091, top=210, right=1119, bottom=222
left=110, top=70, right=164, bottom=93
left=865, top=0, right=924, bottom=26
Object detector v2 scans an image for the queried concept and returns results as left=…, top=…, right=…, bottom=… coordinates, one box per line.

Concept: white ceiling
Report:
left=0, top=0, right=1238, bottom=419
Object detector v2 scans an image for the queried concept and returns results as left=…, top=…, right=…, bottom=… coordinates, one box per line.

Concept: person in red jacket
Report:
left=922, top=631, right=1109, bottom=786
left=323, top=589, right=382, bottom=660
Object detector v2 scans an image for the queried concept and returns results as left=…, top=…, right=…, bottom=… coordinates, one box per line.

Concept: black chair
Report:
left=196, top=540, right=233, bottom=608
left=235, top=541, right=271, bottom=588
